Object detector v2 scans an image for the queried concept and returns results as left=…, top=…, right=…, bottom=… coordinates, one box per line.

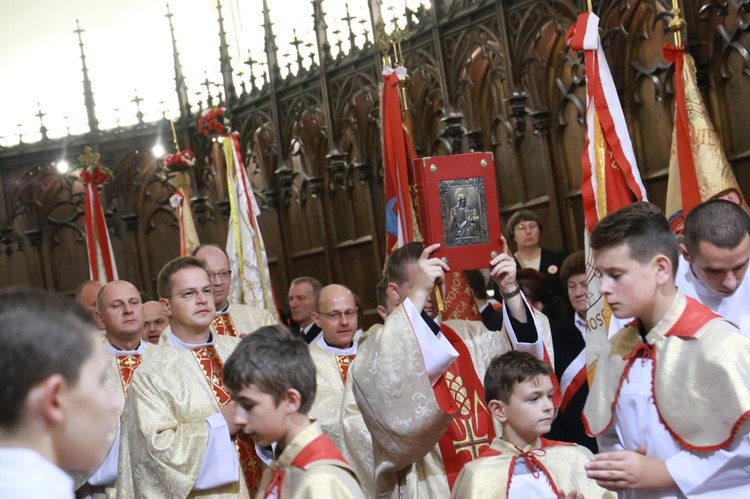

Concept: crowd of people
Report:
left=1, top=198, right=749, bottom=498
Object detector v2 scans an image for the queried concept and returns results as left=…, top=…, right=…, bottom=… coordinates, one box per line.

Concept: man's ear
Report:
left=376, top=305, right=388, bottom=321
left=311, top=311, right=321, bottom=328
left=488, top=399, right=508, bottom=423
left=680, top=243, right=691, bottom=263
left=159, top=298, right=172, bottom=317
left=387, top=282, right=401, bottom=304
left=32, top=374, right=67, bottom=426
left=94, top=310, right=106, bottom=330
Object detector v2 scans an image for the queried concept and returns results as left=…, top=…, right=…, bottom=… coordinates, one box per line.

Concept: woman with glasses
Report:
left=506, top=209, right=568, bottom=299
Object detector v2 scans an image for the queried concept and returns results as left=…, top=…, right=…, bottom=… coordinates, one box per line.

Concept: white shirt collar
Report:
left=574, top=314, right=587, bottom=338
left=104, top=339, right=147, bottom=356
left=216, top=302, right=231, bottom=314
left=166, top=331, right=216, bottom=350
left=313, top=329, right=362, bottom=355
left=0, top=448, right=73, bottom=499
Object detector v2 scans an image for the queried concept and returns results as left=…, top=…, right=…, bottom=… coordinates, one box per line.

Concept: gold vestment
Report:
left=118, top=335, right=252, bottom=498
left=351, top=305, right=552, bottom=498
left=255, top=423, right=364, bottom=499
left=451, top=437, right=614, bottom=498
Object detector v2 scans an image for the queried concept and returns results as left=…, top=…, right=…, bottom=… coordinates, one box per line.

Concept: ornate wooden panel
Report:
left=1, top=0, right=748, bottom=326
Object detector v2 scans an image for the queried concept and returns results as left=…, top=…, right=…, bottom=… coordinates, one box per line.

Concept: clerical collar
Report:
left=104, top=339, right=147, bottom=356
left=216, top=302, right=231, bottom=315
left=314, top=329, right=361, bottom=355
left=167, top=331, right=216, bottom=350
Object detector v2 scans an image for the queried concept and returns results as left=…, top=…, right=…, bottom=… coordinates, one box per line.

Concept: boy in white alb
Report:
left=584, top=202, right=750, bottom=498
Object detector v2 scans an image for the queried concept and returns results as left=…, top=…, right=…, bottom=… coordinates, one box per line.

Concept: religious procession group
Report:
left=3, top=9, right=750, bottom=499
left=2, top=195, right=750, bottom=499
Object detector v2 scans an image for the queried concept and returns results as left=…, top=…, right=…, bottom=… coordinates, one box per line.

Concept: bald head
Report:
left=75, top=280, right=103, bottom=321
left=312, top=284, right=358, bottom=348
left=194, top=245, right=232, bottom=310
left=96, top=280, right=144, bottom=347
left=141, top=301, right=168, bottom=344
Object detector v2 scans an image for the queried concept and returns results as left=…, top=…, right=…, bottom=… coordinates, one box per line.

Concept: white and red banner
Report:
left=84, top=183, right=118, bottom=283
left=223, top=133, right=279, bottom=320
left=567, top=13, right=647, bottom=381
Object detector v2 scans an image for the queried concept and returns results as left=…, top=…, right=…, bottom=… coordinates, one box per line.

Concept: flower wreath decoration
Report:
left=197, top=107, right=232, bottom=140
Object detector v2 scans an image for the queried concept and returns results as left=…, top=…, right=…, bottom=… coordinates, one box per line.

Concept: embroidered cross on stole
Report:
left=116, top=354, right=142, bottom=395
left=434, top=324, right=495, bottom=490
left=192, top=345, right=263, bottom=495
left=335, top=355, right=356, bottom=384
left=211, top=313, right=239, bottom=337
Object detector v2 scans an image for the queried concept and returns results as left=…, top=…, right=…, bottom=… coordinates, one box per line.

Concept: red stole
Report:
left=192, top=345, right=263, bottom=495
left=264, top=434, right=349, bottom=498
left=116, top=354, right=142, bottom=395
left=212, top=313, right=239, bottom=337
left=335, top=355, right=356, bottom=384
left=433, top=324, right=495, bottom=490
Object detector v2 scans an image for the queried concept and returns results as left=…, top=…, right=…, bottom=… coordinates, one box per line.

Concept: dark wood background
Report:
left=1, top=0, right=748, bottom=327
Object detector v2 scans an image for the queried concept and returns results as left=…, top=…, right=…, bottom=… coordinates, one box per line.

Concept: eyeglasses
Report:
left=319, top=308, right=358, bottom=321
left=170, top=286, right=214, bottom=300
left=515, top=222, right=538, bottom=232
left=209, top=270, right=232, bottom=281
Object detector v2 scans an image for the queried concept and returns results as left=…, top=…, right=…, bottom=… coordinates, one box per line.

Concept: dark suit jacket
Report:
left=535, top=248, right=567, bottom=299
left=289, top=322, right=322, bottom=344
left=545, top=313, right=598, bottom=453
left=480, top=303, right=504, bottom=332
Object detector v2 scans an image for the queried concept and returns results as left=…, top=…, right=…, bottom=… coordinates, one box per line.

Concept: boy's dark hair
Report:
left=223, top=325, right=317, bottom=414
left=507, top=210, right=543, bottom=242
left=386, top=241, right=424, bottom=286
left=484, top=351, right=553, bottom=404
left=375, top=275, right=390, bottom=308
left=464, top=270, right=487, bottom=300
left=0, top=289, right=98, bottom=429
left=683, top=199, right=750, bottom=257
left=590, top=202, right=679, bottom=277
left=560, top=250, right=586, bottom=286
left=157, top=256, right=209, bottom=298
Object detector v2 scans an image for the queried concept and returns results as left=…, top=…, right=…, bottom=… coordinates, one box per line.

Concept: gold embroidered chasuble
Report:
left=212, top=303, right=276, bottom=338
left=255, top=423, right=364, bottom=499
left=72, top=341, right=146, bottom=499
left=584, top=293, right=750, bottom=450
left=308, top=327, right=378, bottom=497
left=350, top=304, right=552, bottom=498
left=450, top=437, right=614, bottom=499
left=118, top=334, right=257, bottom=498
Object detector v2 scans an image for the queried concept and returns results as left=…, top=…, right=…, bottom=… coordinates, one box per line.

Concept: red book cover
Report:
left=412, top=152, right=503, bottom=271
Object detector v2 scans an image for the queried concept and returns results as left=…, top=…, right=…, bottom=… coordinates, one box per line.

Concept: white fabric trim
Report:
left=194, top=412, right=239, bottom=490
left=403, top=298, right=458, bottom=386
left=314, top=329, right=362, bottom=355
left=87, top=424, right=120, bottom=486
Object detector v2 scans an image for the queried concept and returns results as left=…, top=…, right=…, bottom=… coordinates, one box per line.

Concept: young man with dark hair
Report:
left=0, top=290, right=118, bottom=498
left=193, top=244, right=276, bottom=338
left=118, top=256, right=264, bottom=498
left=583, top=202, right=750, bottom=497
left=546, top=251, right=598, bottom=453
left=676, top=199, right=750, bottom=336
left=351, top=241, right=553, bottom=497
left=73, top=280, right=149, bottom=497
left=375, top=275, right=398, bottom=321
left=224, top=325, right=365, bottom=498
left=288, top=276, right=324, bottom=343
left=452, top=351, right=611, bottom=498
